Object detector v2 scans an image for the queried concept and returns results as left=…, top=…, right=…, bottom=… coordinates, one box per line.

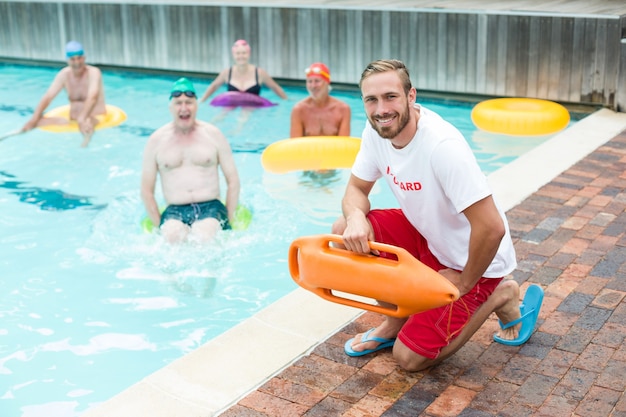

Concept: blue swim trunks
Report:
left=160, top=199, right=231, bottom=230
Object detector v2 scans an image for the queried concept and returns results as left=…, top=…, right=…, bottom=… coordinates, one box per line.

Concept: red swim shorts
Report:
left=367, top=208, right=503, bottom=359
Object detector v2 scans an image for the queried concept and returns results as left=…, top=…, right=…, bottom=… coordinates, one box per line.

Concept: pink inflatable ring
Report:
left=210, top=91, right=276, bottom=107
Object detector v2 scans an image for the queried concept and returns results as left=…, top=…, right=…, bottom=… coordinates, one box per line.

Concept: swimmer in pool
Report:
left=200, top=39, right=287, bottom=102
left=21, top=41, right=107, bottom=147
left=290, top=62, right=351, bottom=138
left=290, top=62, right=351, bottom=185
left=141, top=78, right=240, bottom=243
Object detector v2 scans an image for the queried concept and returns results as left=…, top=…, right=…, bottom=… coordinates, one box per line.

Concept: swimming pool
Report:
left=0, top=63, right=564, bottom=416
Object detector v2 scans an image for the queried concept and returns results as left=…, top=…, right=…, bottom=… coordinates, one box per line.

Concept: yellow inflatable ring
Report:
left=39, top=104, right=127, bottom=133
left=471, top=98, right=569, bottom=136
left=261, top=136, right=361, bottom=174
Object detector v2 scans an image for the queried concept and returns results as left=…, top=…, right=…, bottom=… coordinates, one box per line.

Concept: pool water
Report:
left=0, top=63, right=561, bottom=416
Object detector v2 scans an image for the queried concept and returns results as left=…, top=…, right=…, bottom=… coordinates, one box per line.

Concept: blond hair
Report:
left=359, top=59, right=412, bottom=94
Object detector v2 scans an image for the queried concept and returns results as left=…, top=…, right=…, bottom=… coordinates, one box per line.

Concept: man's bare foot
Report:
left=345, top=328, right=396, bottom=356
left=345, top=317, right=406, bottom=355
left=494, top=323, right=520, bottom=341
left=494, top=284, right=544, bottom=346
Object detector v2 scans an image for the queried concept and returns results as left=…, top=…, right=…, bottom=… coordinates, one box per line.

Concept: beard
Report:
left=368, top=104, right=411, bottom=139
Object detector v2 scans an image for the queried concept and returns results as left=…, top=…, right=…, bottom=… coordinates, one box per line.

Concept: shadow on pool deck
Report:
left=220, top=128, right=626, bottom=416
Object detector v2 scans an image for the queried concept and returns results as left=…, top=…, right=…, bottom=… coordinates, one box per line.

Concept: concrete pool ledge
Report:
left=82, top=108, right=626, bottom=417
left=82, top=289, right=362, bottom=416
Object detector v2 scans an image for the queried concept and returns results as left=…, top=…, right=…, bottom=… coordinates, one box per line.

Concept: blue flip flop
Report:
left=344, top=328, right=396, bottom=357
left=494, top=284, right=544, bottom=346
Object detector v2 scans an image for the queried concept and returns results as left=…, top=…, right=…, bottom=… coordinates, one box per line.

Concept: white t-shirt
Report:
left=352, top=105, right=517, bottom=278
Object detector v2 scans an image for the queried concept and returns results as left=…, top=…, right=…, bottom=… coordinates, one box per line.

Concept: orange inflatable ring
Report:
left=289, top=234, right=459, bottom=318
left=261, top=136, right=361, bottom=173
left=39, top=104, right=127, bottom=133
left=471, top=98, right=569, bottom=136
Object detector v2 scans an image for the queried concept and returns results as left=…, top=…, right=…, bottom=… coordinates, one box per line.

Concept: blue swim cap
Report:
left=65, top=41, right=84, bottom=58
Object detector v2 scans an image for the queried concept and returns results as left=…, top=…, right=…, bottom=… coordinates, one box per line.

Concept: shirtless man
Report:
left=141, top=78, right=240, bottom=243
left=290, top=62, right=351, bottom=138
left=21, top=41, right=106, bottom=147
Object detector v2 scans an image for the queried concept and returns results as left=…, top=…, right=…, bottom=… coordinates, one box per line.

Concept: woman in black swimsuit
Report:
left=200, top=39, right=287, bottom=103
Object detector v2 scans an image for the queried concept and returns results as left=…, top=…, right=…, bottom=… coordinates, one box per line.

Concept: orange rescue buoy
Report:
left=289, top=234, right=460, bottom=318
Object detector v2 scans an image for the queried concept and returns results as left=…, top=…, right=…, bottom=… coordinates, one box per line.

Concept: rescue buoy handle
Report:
left=320, top=233, right=409, bottom=259
left=289, top=234, right=414, bottom=315
left=289, top=234, right=407, bottom=274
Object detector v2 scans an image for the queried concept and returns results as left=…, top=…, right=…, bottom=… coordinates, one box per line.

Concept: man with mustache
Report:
left=334, top=59, right=542, bottom=371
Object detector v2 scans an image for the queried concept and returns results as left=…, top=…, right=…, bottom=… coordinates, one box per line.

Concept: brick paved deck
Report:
left=220, top=128, right=626, bottom=417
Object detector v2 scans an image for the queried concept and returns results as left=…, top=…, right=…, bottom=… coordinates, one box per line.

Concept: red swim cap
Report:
left=305, top=62, right=330, bottom=83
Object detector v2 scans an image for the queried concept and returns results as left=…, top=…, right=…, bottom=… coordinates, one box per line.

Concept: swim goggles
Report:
left=305, top=66, right=330, bottom=80
left=170, top=90, right=197, bottom=99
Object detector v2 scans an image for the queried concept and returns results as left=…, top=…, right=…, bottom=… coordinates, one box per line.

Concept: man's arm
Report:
left=442, top=195, right=505, bottom=295
left=140, top=135, right=162, bottom=227
left=289, top=104, right=305, bottom=138
left=337, top=102, right=352, bottom=137
left=22, top=69, right=67, bottom=131
left=340, top=174, right=375, bottom=254
left=215, top=129, right=240, bottom=222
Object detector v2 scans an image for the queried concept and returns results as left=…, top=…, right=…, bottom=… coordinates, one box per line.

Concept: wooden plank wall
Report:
left=0, top=1, right=623, bottom=110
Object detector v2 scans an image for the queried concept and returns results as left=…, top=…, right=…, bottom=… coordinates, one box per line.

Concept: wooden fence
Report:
left=0, top=1, right=624, bottom=110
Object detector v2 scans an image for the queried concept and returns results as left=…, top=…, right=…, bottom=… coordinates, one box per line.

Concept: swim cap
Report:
left=169, top=77, right=197, bottom=99
left=305, top=62, right=330, bottom=83
left=65, top=41, right=84, bottom=58
left=232, top=39, right=251, bottom=53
